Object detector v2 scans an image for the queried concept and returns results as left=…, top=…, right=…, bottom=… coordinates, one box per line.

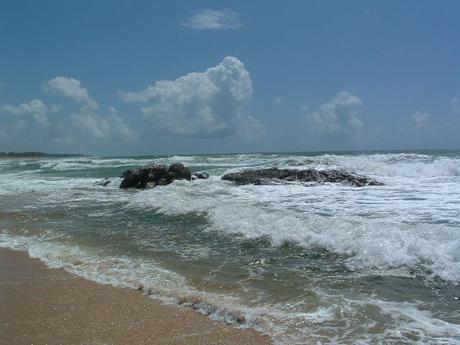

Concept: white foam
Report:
left=0, top=232, right=188, bottom=292
left=0, top=232, right=274, bottom=340
left=127, top=174, right=460, bottom=284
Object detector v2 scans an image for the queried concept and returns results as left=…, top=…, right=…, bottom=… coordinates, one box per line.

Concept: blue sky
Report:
left=1, top=0, right=459, bottom=155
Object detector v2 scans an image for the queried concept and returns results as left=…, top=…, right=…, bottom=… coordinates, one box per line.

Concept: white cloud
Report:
left=412, top=112, right=430, bottom=129
left=451, top=97, right=460, bottom=114
left=44, top=76, right=98, bottom=110
left=43, top=76, right=135, bottom=141
left=121, top=56, right=256, bottom=137
left=72, top=107, right=136, bottom=141
left=2, top=99, right=48, bottom=124
left=182, top=9, right=242, bottom=30
left=305, top=91, right=363, bottom=134
left=51, top=104, right=62, bottom=113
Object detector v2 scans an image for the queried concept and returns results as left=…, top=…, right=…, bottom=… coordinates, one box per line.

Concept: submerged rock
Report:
left=192, top=171, right=210, bottom=180
left=120, top=163, right=192, bottom=189
left=221, top=168, right=383, bottom=187
left=95, top=178, right=111, bottom=187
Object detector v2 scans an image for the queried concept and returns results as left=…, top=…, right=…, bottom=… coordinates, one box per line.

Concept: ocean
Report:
left=1, top=151, right=459, bottom=344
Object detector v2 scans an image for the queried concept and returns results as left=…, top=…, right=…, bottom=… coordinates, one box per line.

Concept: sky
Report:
left=1, top=0, right=459, bottom=155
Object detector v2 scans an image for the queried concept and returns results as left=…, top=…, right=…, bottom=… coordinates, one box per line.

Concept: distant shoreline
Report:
left=0, top=152, right=83, bottom=159
left=1, top=149, right=459, bottom=160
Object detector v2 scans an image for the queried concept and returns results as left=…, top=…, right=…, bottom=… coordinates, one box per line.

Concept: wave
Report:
left=3, top=152, right=460, bottom=178
left=312, top=154, right=460, bottom=178
left=1, top=151, right=460, bottom=343
left=1, top=231, right=459, bottom=345
left=128, top=178, right=460, bottom=284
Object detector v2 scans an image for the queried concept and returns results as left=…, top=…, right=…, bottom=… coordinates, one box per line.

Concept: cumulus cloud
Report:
left=51, top=104, right=62, bottom=113
left=2, top=99, right=48, bottom=124
left=305, top=91, right=363, bottom=134
left=451, top=97, right=460, bottom=114
left=44, top=76, right=98, bottom=110
left=121, top=56, right=256, bottom=137
left=42, top=76, right=135, bottom=141
left=72, top=107, right=136, bottom=141
left=412, top=112, right=430, bottom=129
left=182, top=9, right=242, bottom=30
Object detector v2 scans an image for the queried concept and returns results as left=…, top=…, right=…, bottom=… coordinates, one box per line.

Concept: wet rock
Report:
left=120, top=163, right=192, bottom=189
left=177, top=296, right=187, bottom=305
left=177, top=296, right=202, bottom=309
left=235, top=313, right=246, bottom=325
left=190, top=297, right=202, bottom=309
left=169, top=163, right=192, bottom=181
left=192, top=171, right=210, bottom=180
left=222, top=168, right=383, bottom=187
left=95, top=178, right=111, bottom=187
left=157, top=178, right=168, bottom=186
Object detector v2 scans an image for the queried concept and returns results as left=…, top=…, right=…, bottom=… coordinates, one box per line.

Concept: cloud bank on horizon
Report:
left=1, top=52, right=458, bottom=153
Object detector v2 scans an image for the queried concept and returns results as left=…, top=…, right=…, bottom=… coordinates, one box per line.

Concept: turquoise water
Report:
left=1, top=151, right=460, bottom=344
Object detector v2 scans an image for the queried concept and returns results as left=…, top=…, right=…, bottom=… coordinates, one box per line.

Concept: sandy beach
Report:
left=0, top=248, right=272, bottom=345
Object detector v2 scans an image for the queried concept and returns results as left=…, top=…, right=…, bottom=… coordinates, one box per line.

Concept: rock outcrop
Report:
left=221, top=168, right=383, bottom=187
left=192, top=171, right=210, bottom=180
left=120, top=163, right=192, bottom=189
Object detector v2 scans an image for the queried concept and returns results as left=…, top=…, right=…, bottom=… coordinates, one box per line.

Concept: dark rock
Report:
left=232, top=312, right=246, bottom=325
left=169, top=163, right=192, bottom=181
left=120, top=163, right=192, bottom=189
left=145, top=182, right=156, bottom=189
left=221, top=168, right=383, bottom=187
left=157, top=178, right=169, bottom=186
left=192, top=171, right=210, bottom=180
left=177, top=297, right=187, bottom=305
left=95, top=178, right=111, bottom=187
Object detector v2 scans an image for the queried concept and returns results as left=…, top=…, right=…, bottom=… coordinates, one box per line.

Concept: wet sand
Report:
left=0, top=248, right=272, bottom=345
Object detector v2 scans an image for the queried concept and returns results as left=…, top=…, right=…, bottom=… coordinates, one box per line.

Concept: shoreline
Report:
left=0, top=247, right=272, bottom=345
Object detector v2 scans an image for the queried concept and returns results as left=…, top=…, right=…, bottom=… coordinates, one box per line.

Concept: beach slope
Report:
left=0, top=248, right=272, bottom=345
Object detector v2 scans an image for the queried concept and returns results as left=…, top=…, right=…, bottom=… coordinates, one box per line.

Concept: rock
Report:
left=222, top=168, right=383, bottom=187
left=120, top=163, right=192, bottom=189
left=190, top=297, right=202, bottom=309
left=192, top=171, right=210, bottom=180
left=176, top=296, right=202, bottom=309
left=169, top=163, right=192, bottom=181
left=177, top=297, right=187, bottom=305
left=95, top=178, right=111, bottom=187
left=145, top=182, right=156, bottom=189
left=157, top=178, right=168, bottom=186
left=234, top=312, right=246, bottom=325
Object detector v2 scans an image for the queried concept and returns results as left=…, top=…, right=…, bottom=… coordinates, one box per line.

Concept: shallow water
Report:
left=1, top=151, right=460, bottom=344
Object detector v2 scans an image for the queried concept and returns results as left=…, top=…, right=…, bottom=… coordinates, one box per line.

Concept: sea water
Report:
left=1, top=151, right=459, bottom=344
